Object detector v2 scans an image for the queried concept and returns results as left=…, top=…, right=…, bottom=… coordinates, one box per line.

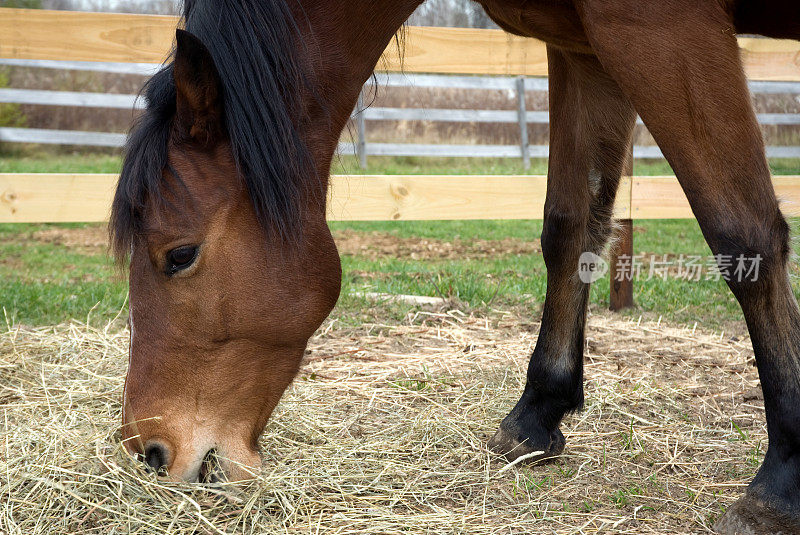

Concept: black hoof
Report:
left=715, top=493, right=800, bottom=535
left=488, top=422, right=565, bottom=463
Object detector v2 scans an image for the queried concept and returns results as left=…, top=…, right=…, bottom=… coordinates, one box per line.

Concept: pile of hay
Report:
left=0, top=309, right=764, bottom=534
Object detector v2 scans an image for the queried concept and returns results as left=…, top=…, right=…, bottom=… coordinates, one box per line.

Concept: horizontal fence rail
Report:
left=3, top=8, right=800, bottom=80
left=3, top=174, right=800, bottom=224
left=0, top=88, right=145, bottom=109
left=5, top=59, right=800, bottom=94
left=338, top=142, right=800, bottom=160
left=2, top=74, right=799, bottom=162
left=3, top=87, right=800, bottom=122
left=0, top=127, right=126, bottom=147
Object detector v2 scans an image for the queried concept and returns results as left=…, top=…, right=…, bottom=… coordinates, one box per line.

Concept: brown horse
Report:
left=111, top=0, right=800, bottom=532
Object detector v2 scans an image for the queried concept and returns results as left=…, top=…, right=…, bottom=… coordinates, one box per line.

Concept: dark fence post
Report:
left=610, top=143, right=635, bottom=311
left=356, top=89, right=367, bottom=169
left=515, top=76, right=530, bottom=170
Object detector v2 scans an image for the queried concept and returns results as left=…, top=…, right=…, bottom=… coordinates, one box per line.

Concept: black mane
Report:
left=110, top=0, right=316, bottom=260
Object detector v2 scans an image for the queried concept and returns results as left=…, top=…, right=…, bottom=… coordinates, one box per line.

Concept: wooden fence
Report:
left=2, top=7, right=800, bottom=310
left=3, top=68, right=800, bottom=167
left=4, top=172, right=800, bottom=223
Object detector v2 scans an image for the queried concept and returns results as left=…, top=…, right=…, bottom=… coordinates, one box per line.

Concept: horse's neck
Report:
left=299, top=0, right=424, bottom=159
left=316, top=1, right=424, bottom=85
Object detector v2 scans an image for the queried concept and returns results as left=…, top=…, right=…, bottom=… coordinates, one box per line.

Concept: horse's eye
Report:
left=166, top=245, right=198, bottom=275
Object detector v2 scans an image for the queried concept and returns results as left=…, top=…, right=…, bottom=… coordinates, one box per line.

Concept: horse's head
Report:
left=113, top=29, right=341, bottom=482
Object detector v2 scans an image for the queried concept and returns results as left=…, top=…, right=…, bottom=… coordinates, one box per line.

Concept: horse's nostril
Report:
left=198, top=449, right=225, bottom=484
left=143, top=442, right=169, bottom=476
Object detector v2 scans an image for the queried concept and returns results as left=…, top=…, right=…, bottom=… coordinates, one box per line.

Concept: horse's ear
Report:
left=173, top=29, right=224, bottom=145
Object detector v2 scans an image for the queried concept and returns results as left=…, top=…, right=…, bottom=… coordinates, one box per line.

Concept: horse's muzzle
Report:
left=124, top=429, right=261, bottom=483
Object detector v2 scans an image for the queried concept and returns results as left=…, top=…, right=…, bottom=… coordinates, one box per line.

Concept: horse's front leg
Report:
left=489, top=46, right=636, bottom=461
left=576, top=1, right=800, bottom=532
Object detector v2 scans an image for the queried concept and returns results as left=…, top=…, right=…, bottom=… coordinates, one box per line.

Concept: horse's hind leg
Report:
left=578, top=1, right=800, bottom=532
left=488, top=47, right=636, bottom=461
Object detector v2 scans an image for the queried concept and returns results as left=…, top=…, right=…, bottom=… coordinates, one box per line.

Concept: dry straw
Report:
left=0, top=308, right=764, bottom=534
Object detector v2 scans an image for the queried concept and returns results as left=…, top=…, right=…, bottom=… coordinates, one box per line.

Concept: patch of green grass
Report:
left=520, top=471, right=553, bottom=492
left=609, top=484, right=644, bottom=508
left=329, top=219, right=545, bottom=241
left=0, top=217, right=795, bottom=329
left=388, top=378, right=430, bottom=391
left=0, top=152, right=122, bottom=173
left=3, top=151, right=798, bottom=177
left=333, top=218, right=759, bottom=329
left=0, top=224, right=127, bottom=325
left=748, top=441, right=765, bottom=468
left=333, top=155, right=673, bottom=176
left=0, top=217, right=793, bottom=329
left=0, top=153, right=691, bottom=178
left=730, top=421, right=750, bottom=442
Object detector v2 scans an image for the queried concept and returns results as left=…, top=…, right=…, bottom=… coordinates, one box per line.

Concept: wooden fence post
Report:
left=610, top=143, right=635, bottom=311
left=356, top=89, right=367, bottom=169
left=515, top=76, right=530, bottom=170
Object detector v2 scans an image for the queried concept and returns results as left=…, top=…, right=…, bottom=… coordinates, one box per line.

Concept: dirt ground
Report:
left=0, top=308, right=765, bottom=534
left=25, top=224, right=542, bottom=260
left=333, top=228, right=540, bottom=260
left=30, top=226, right=111, bottom=253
